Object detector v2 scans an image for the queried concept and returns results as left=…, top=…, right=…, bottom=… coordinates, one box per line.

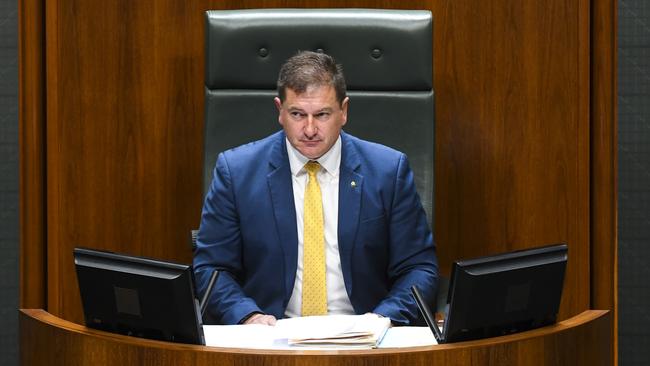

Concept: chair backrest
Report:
left=204, top=9, right=435, bottom=227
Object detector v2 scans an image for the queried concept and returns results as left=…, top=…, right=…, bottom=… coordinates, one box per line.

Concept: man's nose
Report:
left=304, top=115, right=317, bottom=136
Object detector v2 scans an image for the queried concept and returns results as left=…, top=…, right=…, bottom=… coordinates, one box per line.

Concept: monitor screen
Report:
left=74, top=247, right=205, bottom=345
left=442, top=243, right=568, bottom=343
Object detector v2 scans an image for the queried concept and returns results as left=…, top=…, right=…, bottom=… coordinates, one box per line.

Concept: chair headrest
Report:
left=205, top=9, right=432, bottom=91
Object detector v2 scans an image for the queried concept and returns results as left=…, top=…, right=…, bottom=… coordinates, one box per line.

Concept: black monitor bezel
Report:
left=442, top=243, right=568, bottom=343
left=73, top=247, right=205, bottom=345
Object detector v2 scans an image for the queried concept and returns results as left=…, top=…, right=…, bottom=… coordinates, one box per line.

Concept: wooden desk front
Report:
left=20, top=309, right=611, bottom=365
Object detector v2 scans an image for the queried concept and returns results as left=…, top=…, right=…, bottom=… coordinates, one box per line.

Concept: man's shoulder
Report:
left=221, top=131, right=283, bottom=162
left=342, top=132, right=404, bottom=161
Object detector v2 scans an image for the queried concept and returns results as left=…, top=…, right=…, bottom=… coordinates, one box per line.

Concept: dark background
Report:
left=0, top=0, right=18, bottom=364
left=0, top=1, right=646, bottom=365
left=618, top=1, right=650, bottom=365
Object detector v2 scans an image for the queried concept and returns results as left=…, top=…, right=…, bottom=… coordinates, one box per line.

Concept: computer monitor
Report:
left=73, top=247, right=206, bottom=345
left=413, top=243, right=568, bottom=343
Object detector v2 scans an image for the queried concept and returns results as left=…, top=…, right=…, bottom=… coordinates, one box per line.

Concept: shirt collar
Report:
left=286, top=135, right=341, bottom=178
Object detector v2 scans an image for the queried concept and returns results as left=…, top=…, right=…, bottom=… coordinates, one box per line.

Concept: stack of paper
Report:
left=274, top=313, right=391, bottom=348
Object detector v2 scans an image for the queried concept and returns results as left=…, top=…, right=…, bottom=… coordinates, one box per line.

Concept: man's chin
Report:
left=302, top=153, right=323, bottom=160
left=297, top=145, right=324, bottom=160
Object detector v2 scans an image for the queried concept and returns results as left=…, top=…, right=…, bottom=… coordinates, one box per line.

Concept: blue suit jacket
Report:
left=193, top=131, right=438, bottom=325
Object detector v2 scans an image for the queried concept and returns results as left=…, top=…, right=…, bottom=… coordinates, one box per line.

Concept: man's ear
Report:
left=274, top=97, right=283, bottom=125
left=341, top=97, right=350, bottom=126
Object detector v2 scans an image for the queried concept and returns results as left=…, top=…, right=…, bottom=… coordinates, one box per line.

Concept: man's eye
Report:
left=315, top=113, right=330, bottom=120
left=290, top=111, right=305, bottom=119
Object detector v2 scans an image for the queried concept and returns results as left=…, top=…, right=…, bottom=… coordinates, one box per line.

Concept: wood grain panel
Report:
left=45, top=0, right=207, bottom=320
left=19, top=0, right=46, bottom=309
left=590, top=0, right=618, bottom=363
left=432, top=0, right=591, bottom=319
left=28, top=0, right=599, bottom=325
left=20, top=309, right=612, bottom=366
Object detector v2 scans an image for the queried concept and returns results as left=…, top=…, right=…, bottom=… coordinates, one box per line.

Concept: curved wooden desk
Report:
left=20, top=309, right=611, bottom=365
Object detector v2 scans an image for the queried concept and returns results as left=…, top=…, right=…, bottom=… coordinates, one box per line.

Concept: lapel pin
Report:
left=350, top=181, right=357, bottom=188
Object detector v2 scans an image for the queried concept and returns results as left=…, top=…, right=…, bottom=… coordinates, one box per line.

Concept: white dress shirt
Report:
left=284, top=136, right=356, bottom=318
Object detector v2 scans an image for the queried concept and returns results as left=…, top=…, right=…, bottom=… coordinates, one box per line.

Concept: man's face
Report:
left=275, top=85, right=349, bottom=160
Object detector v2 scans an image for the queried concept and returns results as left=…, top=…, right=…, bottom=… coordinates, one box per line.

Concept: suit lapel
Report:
left=266, top=133, right=298, bottom=304
left=338, top=133, right=363, bottom=298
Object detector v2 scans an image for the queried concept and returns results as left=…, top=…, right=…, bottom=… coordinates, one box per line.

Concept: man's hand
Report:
left=243, top=313, right=277, bottom=325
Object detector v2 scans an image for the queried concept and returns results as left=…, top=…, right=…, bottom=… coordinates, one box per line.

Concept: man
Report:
left=194, top=51, right=438, bottom=326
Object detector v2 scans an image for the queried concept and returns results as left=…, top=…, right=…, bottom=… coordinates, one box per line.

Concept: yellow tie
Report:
left=302, top=161, right=327, bottom=316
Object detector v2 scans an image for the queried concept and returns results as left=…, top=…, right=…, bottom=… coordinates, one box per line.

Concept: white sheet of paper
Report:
left=203, top=324, right=283, bottom=349
left=376, top=326, right=437, bottom=348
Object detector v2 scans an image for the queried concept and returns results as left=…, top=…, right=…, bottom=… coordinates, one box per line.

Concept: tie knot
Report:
left=304, top=161, right=321, bottom=176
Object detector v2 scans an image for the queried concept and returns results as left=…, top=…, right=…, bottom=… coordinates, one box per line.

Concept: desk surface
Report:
left=20, top=309, right=611, bottom=365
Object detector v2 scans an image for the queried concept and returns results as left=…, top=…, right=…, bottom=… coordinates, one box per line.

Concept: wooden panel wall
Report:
left=591, top=0, right=618, bottom=361
left=433, top=0, right=590, bottom=319
left=43, top=0, right=208, bottom=321
left=19, top=0, right=612, bottom=333
left=19, top=0, right=46, bottom=309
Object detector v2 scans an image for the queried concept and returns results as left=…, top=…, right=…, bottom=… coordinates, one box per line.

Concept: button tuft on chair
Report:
left=258, top=47, right=269, bottom=57
left=371, top=48, right=382, bottom=59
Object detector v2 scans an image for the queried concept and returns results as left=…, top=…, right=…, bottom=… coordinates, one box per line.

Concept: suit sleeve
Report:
left=193, top=153, right=262, bottom=324
left=372, top=153, right=439, bottom=325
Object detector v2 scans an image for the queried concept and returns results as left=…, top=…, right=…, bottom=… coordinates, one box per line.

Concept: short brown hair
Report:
left=277, top=51, right=347, bottom=105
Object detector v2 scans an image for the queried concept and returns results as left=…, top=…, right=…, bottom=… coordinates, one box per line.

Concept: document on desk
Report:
left=276, top=314, right=391, bottom=348
left=203, top=314, right=436, bottom=350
